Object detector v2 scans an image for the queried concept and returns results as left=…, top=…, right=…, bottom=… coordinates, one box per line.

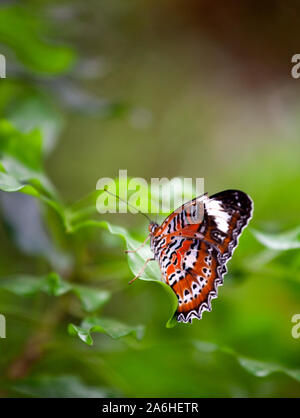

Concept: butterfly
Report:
left=127, top=189, right=253, bottom=323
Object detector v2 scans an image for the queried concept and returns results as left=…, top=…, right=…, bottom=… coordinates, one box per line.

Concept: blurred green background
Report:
left=0, top=0, right=300, bottom=398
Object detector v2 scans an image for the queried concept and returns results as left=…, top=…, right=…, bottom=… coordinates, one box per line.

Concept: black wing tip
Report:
left=210, top=189, right=253, bottom=216
left=210, top=189, right=251, bottom=200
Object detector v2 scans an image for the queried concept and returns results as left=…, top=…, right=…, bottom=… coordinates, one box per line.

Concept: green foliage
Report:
left=194, top=341, right=300, bottom=383
left=252, top=227, right=300, bottom=250
left=68, top=317, right=144, bottom=346
left=0, top=5, right=75, bottom=74
left=1, top=117, right=300, bottom=397
left=71, top=220, right=178, bottom=327
left=7, top=93, right=64, bottom=155
left=0, top=1, right=300, bottom=399
left=0, top=273, right=110, bottom=312
left=0, top=119, right=42, bottom=171
left=7, top=375, right=110, bottom=398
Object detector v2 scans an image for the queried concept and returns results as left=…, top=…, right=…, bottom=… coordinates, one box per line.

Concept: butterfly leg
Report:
left=128, top=257, right=155, bottom=285
left=125, top=234, right=150, bottom=254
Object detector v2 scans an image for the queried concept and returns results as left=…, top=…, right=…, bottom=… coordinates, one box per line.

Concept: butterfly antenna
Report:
left=103, top=187, right=153, bottom=223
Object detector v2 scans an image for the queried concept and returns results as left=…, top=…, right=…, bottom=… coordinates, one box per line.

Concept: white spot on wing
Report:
left=203, top=197, right=231, bottom=233
left=184, top=252, right=197, bottom=270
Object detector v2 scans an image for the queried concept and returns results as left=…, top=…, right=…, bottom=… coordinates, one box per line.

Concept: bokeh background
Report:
left=0, top=0, right=300, bottom=398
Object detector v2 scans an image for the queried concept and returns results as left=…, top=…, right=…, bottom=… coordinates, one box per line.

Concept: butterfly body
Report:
left=148, top=190, right=253, bottom=323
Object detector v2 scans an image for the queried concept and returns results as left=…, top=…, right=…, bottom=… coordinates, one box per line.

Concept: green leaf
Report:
left=0, top=119, right=42, bottom=171
left=0, top=193, right=72, bottom=271
left=0, top=119, right=68, bottom=225
left=72, top=286, right=111, bottom=312
left=70, top=220, right=179, bottom=328
left=0, top=171, right=25, bottom=192
left=7, top=94, right=64, bottom=156
left=0, top=273, right=111, bottom=313
left=0, top=5, right=75, bottom=74
left=251, top=227, right=300, bottom=250
left=8, top=375, right=109, bottom=398
left=0, top=275, right=41, bottom=296
left=0, top=156, right=55, bottom=199
left=68, top=324, right=94, bottom=346
left=83, top=317, right=145, bottom=340
left=40, top=272, right=72, bottom=296
left=68, top=316, right=145, bottom=345
left=0, top=273, right=70, bottom=297
left=194, top=340, right=300, bottom=383
left=237, top=357, right=300, bottom=382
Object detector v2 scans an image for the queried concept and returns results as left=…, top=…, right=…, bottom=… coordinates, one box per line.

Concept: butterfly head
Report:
left=148, top=222, right=159, bottom=235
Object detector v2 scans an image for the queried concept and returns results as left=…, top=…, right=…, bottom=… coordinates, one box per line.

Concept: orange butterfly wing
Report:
left=151, top=190, right=253, bottom=323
